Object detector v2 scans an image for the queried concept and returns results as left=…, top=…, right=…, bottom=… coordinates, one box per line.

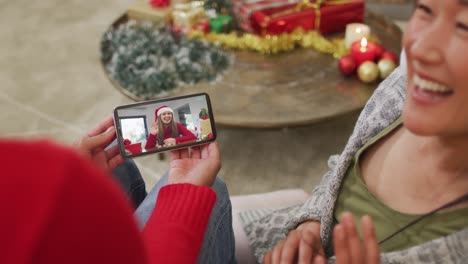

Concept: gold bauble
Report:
left=378, top=59, right=397, bottom=79
left=357, top=61, right=379, bottom=83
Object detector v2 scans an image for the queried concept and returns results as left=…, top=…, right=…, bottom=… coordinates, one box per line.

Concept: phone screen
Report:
left=114, top=93, right=216, bottom=158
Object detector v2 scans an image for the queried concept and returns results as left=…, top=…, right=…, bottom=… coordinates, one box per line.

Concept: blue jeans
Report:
left=135, top=174, right=236, bottom=263
left=112, top=159, right=147, bottom=208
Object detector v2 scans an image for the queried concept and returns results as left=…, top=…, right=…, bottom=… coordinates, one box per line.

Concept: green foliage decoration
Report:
left=199, top=108, right=209, bottom=118
left=101, top=21, right=231, bottom=99
left=204, top=0, right=234, bottom=19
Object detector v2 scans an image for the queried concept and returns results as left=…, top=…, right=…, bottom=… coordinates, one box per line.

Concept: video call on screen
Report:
left=116, top=94, right=214, bottom=155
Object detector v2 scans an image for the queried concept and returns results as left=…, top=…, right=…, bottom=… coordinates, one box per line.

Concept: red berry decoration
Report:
left=380, top=51, right=398, bottom=64
left=338, top=55, right=357, bottom=76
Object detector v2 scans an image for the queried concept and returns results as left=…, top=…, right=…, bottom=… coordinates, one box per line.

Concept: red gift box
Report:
left=250, top=0, right=365, bottom=35
left=125, top=143, right=142, bottom=154
left=193, top=19, right=210, bottom=33
left=233, top=0, right=299, bottom=32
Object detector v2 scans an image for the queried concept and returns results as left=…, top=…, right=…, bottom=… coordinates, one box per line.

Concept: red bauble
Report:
left=380, top=51, right=398, bottom=64
left=368, top=42, right=385, bottom=60
left=338, top=55, right=357, bottom=76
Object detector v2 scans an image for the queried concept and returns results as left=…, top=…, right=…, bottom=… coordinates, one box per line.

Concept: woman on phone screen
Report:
left=144, top=105, right=196, bottom=149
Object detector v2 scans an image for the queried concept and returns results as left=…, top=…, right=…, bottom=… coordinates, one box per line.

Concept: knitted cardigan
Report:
left=240, top=66, right=468, bottom=263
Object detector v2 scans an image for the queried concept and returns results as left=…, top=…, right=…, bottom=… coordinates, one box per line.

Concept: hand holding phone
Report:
left=74, top=116, right=124, bottom=172
left=168, top=142, right=221, bottom=186
left=114, top=93, right=217, bottom=159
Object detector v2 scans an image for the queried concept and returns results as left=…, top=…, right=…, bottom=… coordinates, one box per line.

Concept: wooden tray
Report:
left=101, top=11, right=402, bottom=128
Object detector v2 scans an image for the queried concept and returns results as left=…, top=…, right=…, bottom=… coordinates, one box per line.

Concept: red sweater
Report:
left=0, top=140, right=216, bottom=264
left=145, top=123, right=196, bottom=149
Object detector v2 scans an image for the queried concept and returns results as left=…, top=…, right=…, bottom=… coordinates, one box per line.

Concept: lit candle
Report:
left=350, top=38, right=377, bottom=67
left=345, top=23, right=371, bottom=48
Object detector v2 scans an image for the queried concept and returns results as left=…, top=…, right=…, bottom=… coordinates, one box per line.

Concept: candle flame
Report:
left=361, top=38, right=368, bottom=47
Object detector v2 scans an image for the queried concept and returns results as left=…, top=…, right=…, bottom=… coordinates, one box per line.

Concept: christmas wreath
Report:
left=101, top=21, right=231, bottom=99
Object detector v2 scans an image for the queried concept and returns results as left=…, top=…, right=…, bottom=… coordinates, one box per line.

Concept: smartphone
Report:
left=114, top=93, right=217, bottom=158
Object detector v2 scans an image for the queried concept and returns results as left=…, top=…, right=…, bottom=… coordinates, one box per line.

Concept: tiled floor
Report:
left=0, top=0, right=410, bottom=195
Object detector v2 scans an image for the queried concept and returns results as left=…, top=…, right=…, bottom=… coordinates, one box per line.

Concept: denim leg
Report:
left=197, top=177, right=236, bottom=264
left=111, top=159, right=147, bottom=208
left=135, top=175, right=236, bottom=263
left=134, top=173, right=168, bottom=228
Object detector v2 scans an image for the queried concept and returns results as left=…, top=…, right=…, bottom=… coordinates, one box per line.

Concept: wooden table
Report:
left=104, top=12, right=402, bottom=128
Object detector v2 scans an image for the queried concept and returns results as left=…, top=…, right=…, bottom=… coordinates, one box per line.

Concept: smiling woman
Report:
left=238, top=1, right=468, bottom=263
left=403, top=0, right=468, bottom=137
left=144, top=105, right=196, bottom=150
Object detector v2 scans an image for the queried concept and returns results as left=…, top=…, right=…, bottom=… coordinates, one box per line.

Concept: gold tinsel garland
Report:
left=188, top=28, right=348, bottom=57
left=189, top=28, right=382, bottom=58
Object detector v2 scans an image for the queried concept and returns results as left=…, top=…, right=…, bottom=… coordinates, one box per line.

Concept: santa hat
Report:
left=154, top=105, right=173, bottom=120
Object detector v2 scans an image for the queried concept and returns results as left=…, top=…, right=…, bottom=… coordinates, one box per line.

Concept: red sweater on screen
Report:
left=145, top=123, right=196, bottom=149
left=0, top=140, right=216, bottom=264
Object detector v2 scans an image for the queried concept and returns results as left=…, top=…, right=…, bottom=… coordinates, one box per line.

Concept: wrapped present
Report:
left=251, top=0, right=365, bottom=35
left=127, top=0, right=172, bottom=23
left=125, top=142, right=142, bottom=154
left=193, top=19, right=211, bottom=33
left=172, top=1, right=206, bottom=29
left=209, top=15, right=233, bottom=33
left=233, top=0, right=299, bottom=32
left=150, top=0, right=171, bottom=8
left=200, top=118, right=213, bottom=140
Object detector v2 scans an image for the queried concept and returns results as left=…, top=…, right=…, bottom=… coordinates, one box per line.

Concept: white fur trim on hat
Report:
left=157, top=106, right=173, bottom=116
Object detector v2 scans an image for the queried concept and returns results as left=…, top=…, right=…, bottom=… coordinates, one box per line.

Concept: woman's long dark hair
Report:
left=156, top=113, right=179, bottom=145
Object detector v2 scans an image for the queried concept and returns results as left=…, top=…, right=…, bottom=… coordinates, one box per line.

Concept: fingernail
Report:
left=362, top=215, right=370, bottom=224
left=335, top=224, right=344, bottom=238
left=342, top=212, right=355, bottom=227
left=313, top=256, right=325, bottom=264
left=106, top=126, right=115, bottom=133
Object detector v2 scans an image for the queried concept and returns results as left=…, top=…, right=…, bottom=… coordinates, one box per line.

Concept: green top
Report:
left=334, top=117, right=468, bottom=253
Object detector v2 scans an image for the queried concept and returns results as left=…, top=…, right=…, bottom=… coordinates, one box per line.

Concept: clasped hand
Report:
left=264, top=212, right=380, bottom=264
left=263, top=220, right=324, bottom=264
left=163, top=138, right=176, bottom=146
